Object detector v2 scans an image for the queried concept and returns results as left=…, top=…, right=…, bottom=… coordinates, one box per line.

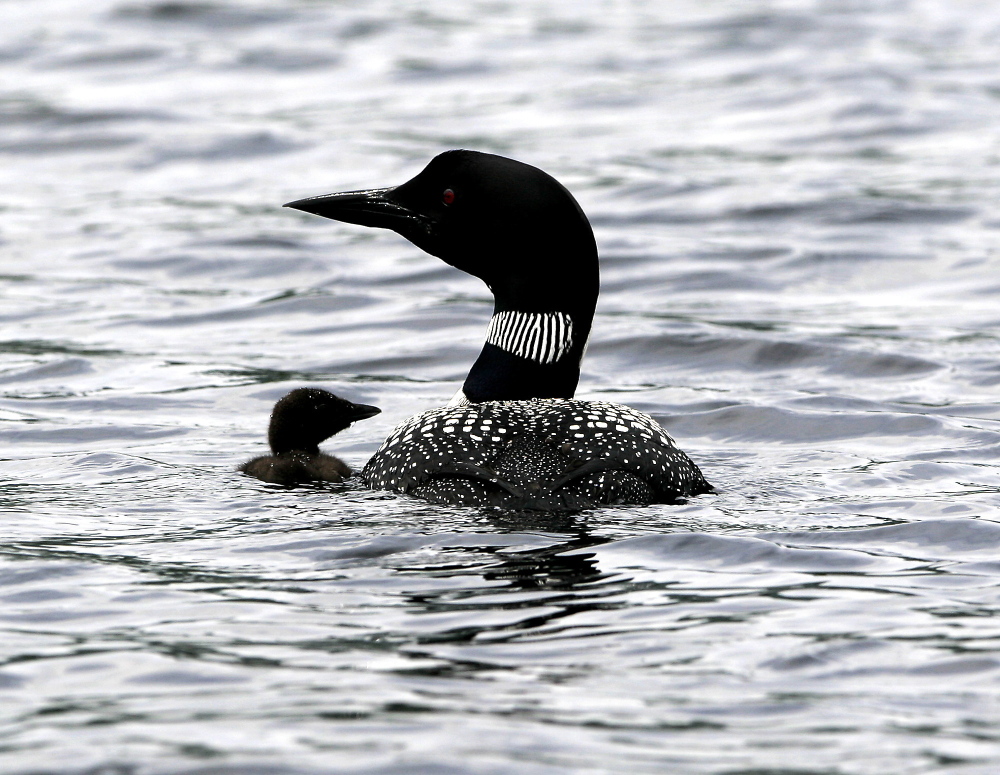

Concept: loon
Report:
left=240, top=387, right=380, bottom=485
left=285, top=150, right=711, bottom=509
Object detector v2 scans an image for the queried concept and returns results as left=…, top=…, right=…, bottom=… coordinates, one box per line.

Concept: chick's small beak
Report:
left=346, top=403, right=381, bottom=423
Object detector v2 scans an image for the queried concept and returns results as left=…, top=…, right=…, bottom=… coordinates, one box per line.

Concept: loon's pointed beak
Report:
left=284, top=187, right=431, bottom=237
left=346, top=402, right=381, bottom=423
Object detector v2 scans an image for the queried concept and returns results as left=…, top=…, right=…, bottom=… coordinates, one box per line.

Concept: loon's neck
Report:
left=461, top=300, right=595, bottom=403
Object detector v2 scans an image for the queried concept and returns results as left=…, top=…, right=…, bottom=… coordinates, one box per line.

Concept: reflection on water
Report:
left=2, top=0, right=1000, bottom=772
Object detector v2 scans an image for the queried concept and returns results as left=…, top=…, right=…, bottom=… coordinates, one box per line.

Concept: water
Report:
left=2, top=0, right=1000, bottom=772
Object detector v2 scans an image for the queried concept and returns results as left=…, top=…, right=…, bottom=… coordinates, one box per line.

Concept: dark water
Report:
left=3, top=1, right=1000, bottom=772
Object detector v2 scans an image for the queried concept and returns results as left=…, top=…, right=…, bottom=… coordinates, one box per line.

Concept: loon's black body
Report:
left=286, top=151, right=711, bottom=509
left=361, top=399, right=707, bottom=510
left=240, top=388, right=380, bottom=486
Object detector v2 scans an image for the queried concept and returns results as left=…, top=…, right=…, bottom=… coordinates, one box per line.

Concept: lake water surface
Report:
left=3, top=1, right=1000, bottom=773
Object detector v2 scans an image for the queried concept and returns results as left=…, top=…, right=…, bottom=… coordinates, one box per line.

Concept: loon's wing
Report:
left=412, top=460, right=526, bottom=498
left=548, top=457, right=616, bottom=491
left=425, top=457, right=620, bottom=498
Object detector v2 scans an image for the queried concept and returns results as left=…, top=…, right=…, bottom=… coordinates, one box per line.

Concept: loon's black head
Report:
left=285, top=151, right=600, bottom=402
left=267, top=388, right=380, bottom=455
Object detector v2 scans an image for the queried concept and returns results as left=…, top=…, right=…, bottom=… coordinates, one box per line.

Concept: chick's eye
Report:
left=442, top=188, right=455, bottom=205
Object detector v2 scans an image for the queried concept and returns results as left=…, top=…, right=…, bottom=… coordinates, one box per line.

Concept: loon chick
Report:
left=285, top=150, right=711, bottom=509
left=240, top=388, right=380, bottom=486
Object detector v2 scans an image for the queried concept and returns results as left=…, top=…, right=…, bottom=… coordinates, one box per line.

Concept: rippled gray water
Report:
left=3, top=1, right=1000, bottom=773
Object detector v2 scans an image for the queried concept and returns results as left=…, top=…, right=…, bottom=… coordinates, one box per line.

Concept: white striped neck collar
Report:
left=458, top=307, right=590, bottom=402
left=485, top=311, right=574, bottom=365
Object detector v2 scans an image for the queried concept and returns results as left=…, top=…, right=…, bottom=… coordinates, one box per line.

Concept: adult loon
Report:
left=240, top=387, right=380, bottom=485
left=285, top=150, right=711, bottom=509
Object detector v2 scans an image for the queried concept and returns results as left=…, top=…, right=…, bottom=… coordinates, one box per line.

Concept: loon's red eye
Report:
left=442, top=188, right=455, bottom=205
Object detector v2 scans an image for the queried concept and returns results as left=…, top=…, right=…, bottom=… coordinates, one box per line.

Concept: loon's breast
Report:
left=361, top=399, right=711, bottom=510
